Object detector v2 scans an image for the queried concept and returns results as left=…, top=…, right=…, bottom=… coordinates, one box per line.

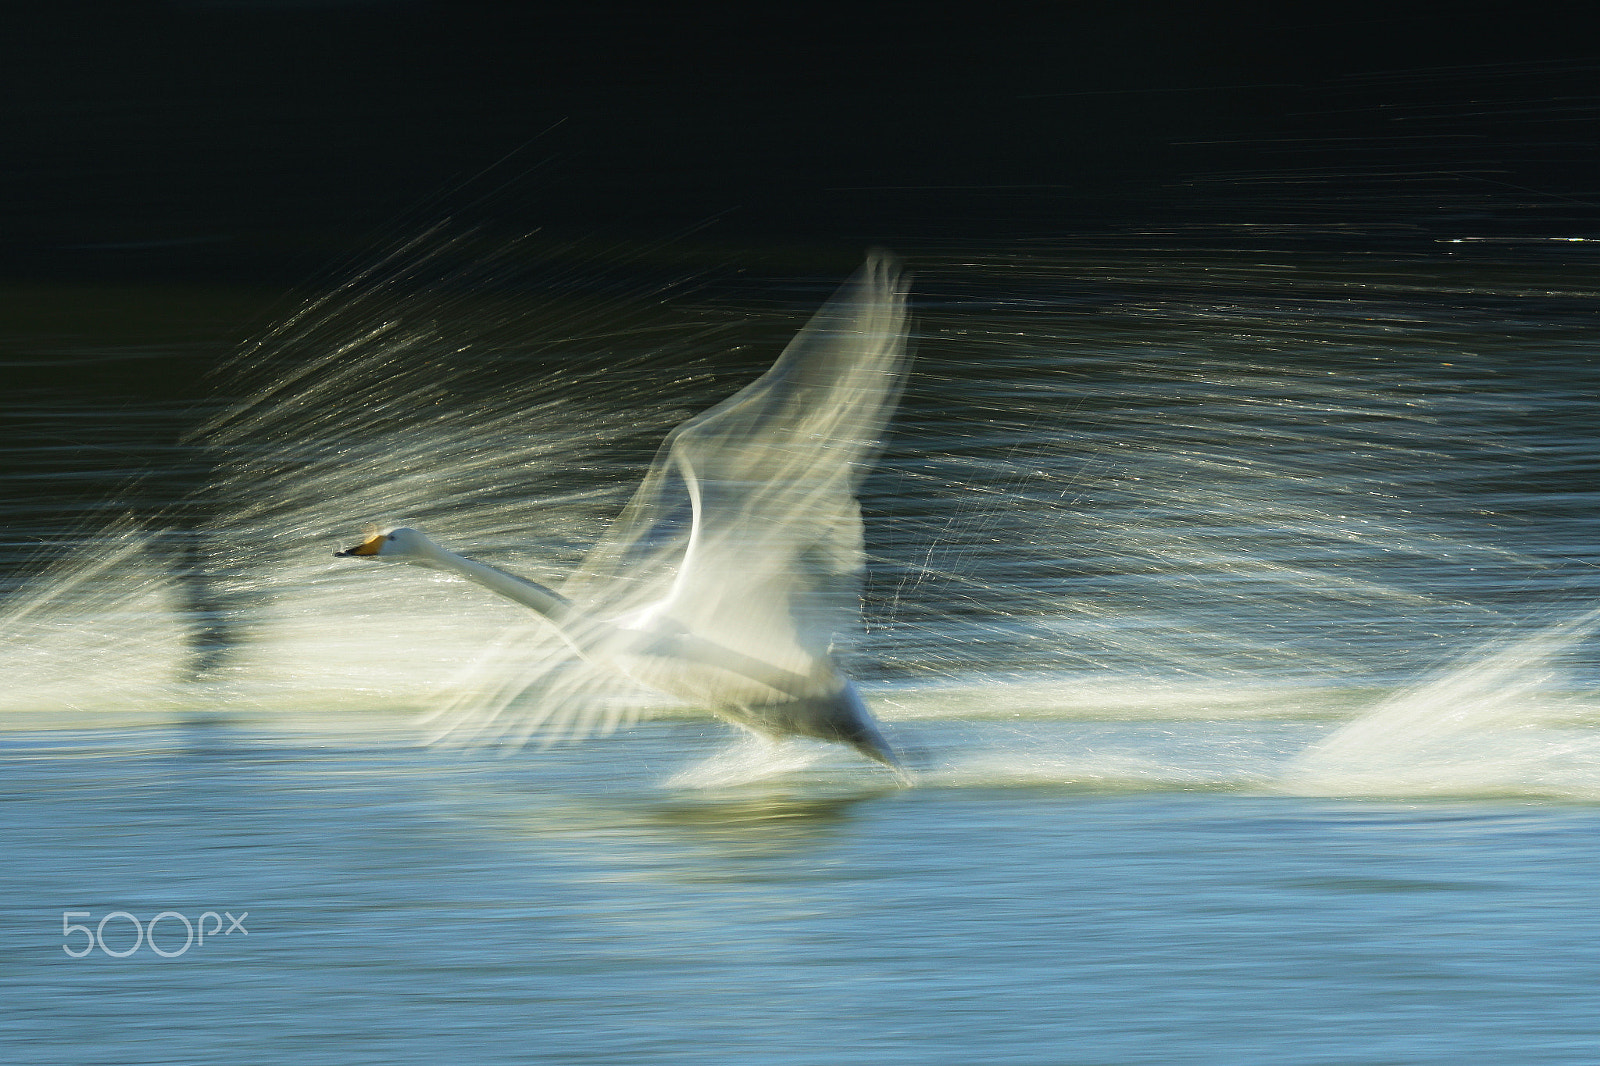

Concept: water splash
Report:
left=663, top=733, right=840, bottom=789
left=0, top=520, right=191, bottom=726
left=1281, top=607, right=1600, bottom=798
left=4, top=243, right=1598, bottom=800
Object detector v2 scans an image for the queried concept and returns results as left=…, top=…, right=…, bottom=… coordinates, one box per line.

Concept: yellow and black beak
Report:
left=334, top=529, right=387, bottom=558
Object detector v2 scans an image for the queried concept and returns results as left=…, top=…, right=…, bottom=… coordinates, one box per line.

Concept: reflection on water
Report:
left=637, top=791, right=890, bottom=869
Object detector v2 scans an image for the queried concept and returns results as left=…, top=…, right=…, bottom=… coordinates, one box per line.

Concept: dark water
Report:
left=4, top=245, right=1600, bottom=1063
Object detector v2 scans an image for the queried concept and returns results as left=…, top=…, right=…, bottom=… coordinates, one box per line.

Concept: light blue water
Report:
left=8, top=727, right=1600, bottom=1065
left=4, top=247, right=1600, bottom=1063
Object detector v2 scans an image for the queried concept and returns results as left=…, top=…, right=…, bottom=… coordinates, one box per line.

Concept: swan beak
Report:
left=335, top=532, right=387, bottom=558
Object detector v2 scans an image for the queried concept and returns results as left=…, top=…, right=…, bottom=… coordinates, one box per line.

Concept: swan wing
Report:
left=431, top=253, right=909, bottom=748
left=422, top=622, right=660, bottom=749
left=573, top=251, right=910, bottom=676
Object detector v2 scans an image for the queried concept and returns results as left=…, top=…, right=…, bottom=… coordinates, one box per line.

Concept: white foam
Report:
left=663, top=733, right=835, bottom=788
left=1281, top=607, right=1600, bottom=799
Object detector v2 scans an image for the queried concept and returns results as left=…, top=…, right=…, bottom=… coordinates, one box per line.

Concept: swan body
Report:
left=336, top=252, right=909, bottom=772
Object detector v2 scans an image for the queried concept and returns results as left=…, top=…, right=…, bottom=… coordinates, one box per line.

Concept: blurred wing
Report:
left=429, top=252, right=910, bottom=748
left=420, top=622, right=660, bottom=749
left=573, top=251, right=910, bottom=676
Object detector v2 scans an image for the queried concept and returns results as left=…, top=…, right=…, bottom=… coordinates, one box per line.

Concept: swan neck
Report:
left=424, top=542, right=570, bottom=620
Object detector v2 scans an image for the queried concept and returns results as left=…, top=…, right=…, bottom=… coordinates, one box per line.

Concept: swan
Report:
left=336, top=252, right=910, bottom=774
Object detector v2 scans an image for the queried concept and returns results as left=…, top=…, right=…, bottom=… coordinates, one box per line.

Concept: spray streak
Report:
left=3, top=244, right=1598, bottom=796
left=1281, top=607, right=1600, bottom=798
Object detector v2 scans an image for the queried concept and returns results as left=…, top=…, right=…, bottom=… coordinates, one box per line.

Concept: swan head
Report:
left=334, top=526, right=436, bottom=561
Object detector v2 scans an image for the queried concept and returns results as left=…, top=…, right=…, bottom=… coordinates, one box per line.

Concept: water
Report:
left=5, top=242, right=1600, bottom=1063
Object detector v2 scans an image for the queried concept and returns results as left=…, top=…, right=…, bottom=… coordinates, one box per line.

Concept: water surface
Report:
left=4, top=246, right=1599, bottom=1063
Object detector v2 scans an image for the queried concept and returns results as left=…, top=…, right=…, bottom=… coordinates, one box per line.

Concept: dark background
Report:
left=5, top=1, right=1597, bottom=285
